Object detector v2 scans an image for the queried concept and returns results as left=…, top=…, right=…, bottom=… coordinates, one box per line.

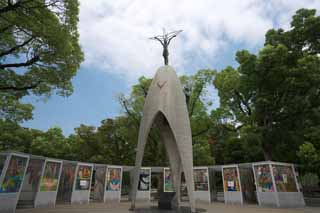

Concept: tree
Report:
left=0, top=0, right=84, bottom=122
left=30, top=126, right=67, bottom=158
left=0, top=119, right=42, bottom=152
left=213, top=8, right=320, bottom=161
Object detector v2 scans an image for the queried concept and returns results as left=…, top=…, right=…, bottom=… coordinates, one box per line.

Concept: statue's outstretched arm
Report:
left=167, top=35, right=177, bottom=45
left=151, top=37, right=164, bottom=46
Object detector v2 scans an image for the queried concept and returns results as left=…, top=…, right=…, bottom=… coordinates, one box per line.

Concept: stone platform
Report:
left=16, top=201, right=320, bottom=213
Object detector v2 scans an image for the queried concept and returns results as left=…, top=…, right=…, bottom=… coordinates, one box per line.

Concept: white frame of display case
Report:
left=34, top=158, right=63, bottom=208
left=163, top=167, right=174, bottom=193
left=136, top=167, right=151, bottom=201
left=0, top=153, right=9, bottom=183
left=71, top=162, right=94, bottom=204
left=104, top=165, right=123, bottom=203
left=193, top=166, right=211, bottom=203
left=222, top=164, right=243, bottom=205
left=17, top=156, right=45, bottom=208
left=0, top=152, right=30, bottom=213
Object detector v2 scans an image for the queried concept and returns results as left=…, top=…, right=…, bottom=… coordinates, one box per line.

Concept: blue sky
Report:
left=22, top=0, right=320, bottom=135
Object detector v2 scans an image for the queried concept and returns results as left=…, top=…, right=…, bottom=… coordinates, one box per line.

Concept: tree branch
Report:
left=0, top=55, right=40, bottom=68
left=192, top=126, right=210, bottom=138
left=0, top=1, right=21, bottom=14
left=189, top=86, right=204, bottom=117
left=0, top=36, right=34, bottom=57
left=234, top=90, right=252, bottom=116
left=0, top=25, right=11, bottom=34
left=0, top=81, right=41, bottom=91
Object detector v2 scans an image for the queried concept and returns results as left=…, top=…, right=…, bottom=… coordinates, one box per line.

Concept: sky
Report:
left=22, top=0, right=320, bottom=135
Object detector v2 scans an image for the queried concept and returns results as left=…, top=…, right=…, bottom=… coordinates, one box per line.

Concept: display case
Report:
left=104, top=165, right=122, bottom=202
left=0, top=152, right=29, bottom=213
left=193, top=167, right=211, bottom=203
left=222, top=165, right=243, bottom=204
left=71, top=163, right=93, bottom=204
left=34, top=159, right=62, bottom=208
left=136, top=167, right=151, bottom=201
left=252, top=161, right=305, bottom=207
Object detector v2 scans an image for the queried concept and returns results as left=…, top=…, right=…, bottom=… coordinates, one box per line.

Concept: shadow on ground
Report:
left=133, top=206, right=206, bottom=213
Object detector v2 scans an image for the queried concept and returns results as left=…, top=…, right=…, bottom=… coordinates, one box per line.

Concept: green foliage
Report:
left=213, top=8, right=320, bottom=163
left=30, top=127, right=66, bottom=158
left=297, top=142, right=320, bottom=173
left=0, top=119, right=41, bottom=152
left=0, top=0, right=83, bottom=122
left=300, top=173, right=319, bottom=189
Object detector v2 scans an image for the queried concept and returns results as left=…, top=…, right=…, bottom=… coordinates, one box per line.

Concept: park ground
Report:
left=16, top=201, right=320, bottom=213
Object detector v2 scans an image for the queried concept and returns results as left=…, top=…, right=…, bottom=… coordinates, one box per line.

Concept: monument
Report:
left=130, top=29, right=196, bottom=212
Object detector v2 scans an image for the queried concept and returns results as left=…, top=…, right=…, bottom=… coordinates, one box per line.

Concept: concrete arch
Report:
left=130, top=66, right=195, bottom=212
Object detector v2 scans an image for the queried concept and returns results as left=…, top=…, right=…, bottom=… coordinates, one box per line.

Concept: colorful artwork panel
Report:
left=106, top=167, right=121, bottom=191
left=254, top=164, right=274, bottom=192
left=194, top=168, right=209, bottom=191
left=57, top=163, right=76, bottom=202
left=164, top=168, right=173, bottom=192
left=0, top=155, right=28, bottom=193
left=22, top=159, right=43, bottom=195
left=223, top=167, right=240, bottom=192
left=138, top=169, right=150, bottom=191
left=272, top=165, right=297, bottom=192
left=40, top=161, right=61, bottom=191
left=75, top=165, right=92, bottom=190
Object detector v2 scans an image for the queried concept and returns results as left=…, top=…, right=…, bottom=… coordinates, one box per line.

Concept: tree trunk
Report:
left=262, top=141, right=273, bottom=161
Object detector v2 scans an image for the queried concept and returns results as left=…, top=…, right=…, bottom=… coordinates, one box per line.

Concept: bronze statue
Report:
left=150, top=29, right=182, bottom=65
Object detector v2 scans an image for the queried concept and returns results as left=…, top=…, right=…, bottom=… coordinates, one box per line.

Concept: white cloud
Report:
left=78, top=0, right=320, bottom=82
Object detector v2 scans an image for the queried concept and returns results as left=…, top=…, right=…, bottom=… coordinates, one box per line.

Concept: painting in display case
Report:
left=194, top=168, right=209, bottom=191
left=138, top=168, right=150, bottom=191
left=0, top=155, right=28, bottom=193
left=57, top=163, right=76, bottom=201
left=254, top=164, right=274, bottom=192
left=272, top=164, right=297, bottom=192
left=164, top=168, right=174, bottom=192
left=223, top=167, right=240, bottom=192
left=40, top=161, right=61, bottom=191
left=106, top=167, right=121, bottom=191
left=75, top=165, right=92, bottom=190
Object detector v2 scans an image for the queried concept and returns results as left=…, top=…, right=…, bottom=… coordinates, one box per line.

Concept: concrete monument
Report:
left=130, top=29, right=196, bottom=212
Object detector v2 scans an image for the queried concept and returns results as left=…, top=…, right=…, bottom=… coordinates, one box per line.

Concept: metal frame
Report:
left=193, top=166, right=211, bottom=203
left=221, top=164, right=243, bottom=205
left=34, top=158, right=63, bottom=207
left=0, top=152, right=30, bottom=212
left=72, top=162, right=94, bottom=203
left=252, top=161, right=303, bottom=207
left=105, top=165, right=123, bottom=202
left=0, top=153, right=10, bottom=184
left=137, top=167, right=151, bottom=201
left=252, top=161, right=276, bottom=206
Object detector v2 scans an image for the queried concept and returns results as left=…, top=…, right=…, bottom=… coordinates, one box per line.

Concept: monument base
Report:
left=158, top=192, right=175, bottom=210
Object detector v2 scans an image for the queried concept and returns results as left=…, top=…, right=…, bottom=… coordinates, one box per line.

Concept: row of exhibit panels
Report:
left=0, top=152, right=212, bottom=212
left=0, top=152, right=123, bottom=213
left=0, top=152, right=305, bottom=212
left=221, top=163, right=305, bottom=207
